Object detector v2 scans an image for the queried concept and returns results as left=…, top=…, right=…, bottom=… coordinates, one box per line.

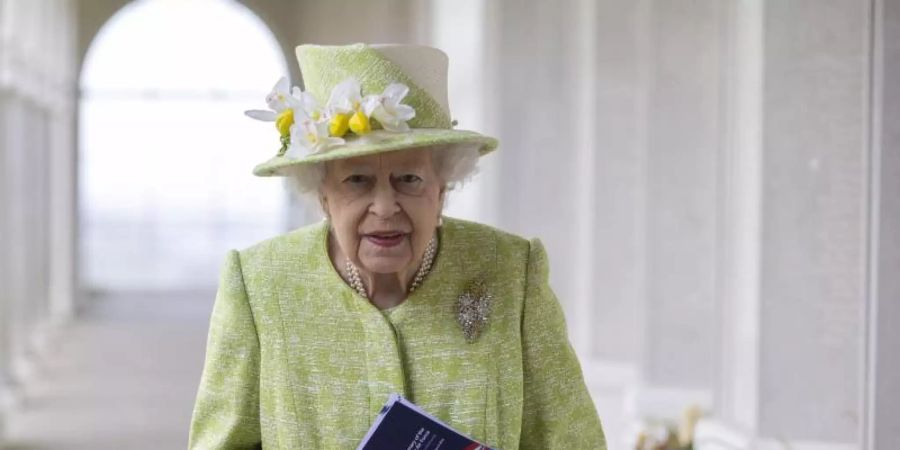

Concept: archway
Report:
left=79, top=0, right=290, bottom=293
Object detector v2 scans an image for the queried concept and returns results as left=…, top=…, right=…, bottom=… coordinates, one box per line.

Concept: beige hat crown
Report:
left=358, top=44, right=451, bottom=117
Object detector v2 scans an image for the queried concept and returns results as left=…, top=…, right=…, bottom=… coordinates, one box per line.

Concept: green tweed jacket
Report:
left=188, top=217, right=606, bottom=449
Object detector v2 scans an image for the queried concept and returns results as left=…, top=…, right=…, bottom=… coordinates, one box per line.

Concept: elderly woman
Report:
left=189, top=43, right=606, bottom=449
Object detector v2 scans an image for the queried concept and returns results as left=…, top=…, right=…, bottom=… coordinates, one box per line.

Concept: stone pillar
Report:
left=0, top=0, right=13, bottom=439
left=698, top=0, right=871, bottom=448
left=588, top=0, right=645, bottom=366
left=46, top=0, right=78, bottom=331
left=48, top=98, right=78, bottom=322
left=629, top=0, right=722, bottom=420
left=4, top=1, right=31, bottom=387
left=756, top=0, right=865, bottom=442
left=866, top=0, right=900, bottom=448
left=6, top=95, right=41, bottom=383
left=28, top=101, right=53, bottom=358
left=1, top=92, right=31, bottom=411
left=708, top=0, right=764, bottom=440
left=0, top=89, right=13, bottom=441
left=484, top=0, right=590, bottom=358
left=0, top=2, right=83, bottom=437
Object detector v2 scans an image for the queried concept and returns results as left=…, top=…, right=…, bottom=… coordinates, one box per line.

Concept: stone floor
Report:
left=2, top=292, right=213, bottom=450
left=1, top=291, right=630, bottom=449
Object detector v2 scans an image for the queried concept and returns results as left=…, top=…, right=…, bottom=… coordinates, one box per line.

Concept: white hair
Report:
left=282, top=144, right=481, bottom=210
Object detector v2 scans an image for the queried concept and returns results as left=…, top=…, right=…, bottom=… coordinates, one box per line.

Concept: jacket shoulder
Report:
left=443, top=214, right=528, bottom=241
left=441, top=216, right=532, bottom=267
left=234, top=221, right=327, bottom=273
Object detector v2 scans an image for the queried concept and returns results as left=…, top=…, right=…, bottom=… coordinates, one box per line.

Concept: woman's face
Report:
left=320, top=148, right=444, bottom=275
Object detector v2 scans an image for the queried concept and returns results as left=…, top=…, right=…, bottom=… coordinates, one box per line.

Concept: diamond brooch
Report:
left=457, top=279, right=493, bottom=343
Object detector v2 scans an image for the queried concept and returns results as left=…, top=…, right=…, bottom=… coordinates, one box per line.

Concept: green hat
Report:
left=246, top=43, right=499, bottom=177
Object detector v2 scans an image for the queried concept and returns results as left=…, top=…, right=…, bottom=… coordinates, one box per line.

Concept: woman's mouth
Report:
left=363, top=232, right=408, bottom=248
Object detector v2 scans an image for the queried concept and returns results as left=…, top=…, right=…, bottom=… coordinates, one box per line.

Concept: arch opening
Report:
left=79, top=0, right=291, bottom=293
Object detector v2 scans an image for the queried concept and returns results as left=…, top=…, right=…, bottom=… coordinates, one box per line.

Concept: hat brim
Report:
left=252, top=128, right=498, bottom=177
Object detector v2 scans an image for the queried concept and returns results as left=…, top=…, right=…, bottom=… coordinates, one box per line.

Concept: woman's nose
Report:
left=370, top=184, right=401, bottom=218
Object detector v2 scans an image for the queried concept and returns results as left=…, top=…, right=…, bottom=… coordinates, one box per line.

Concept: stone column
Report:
left=483, top=0, right=592, bottom=359
left=698, top=0, right=872, bottom=448
left=1, top=93, right=31, bottom=409
left=866, top=0, right=900, bottom=448
left=0, top=0, right=14, bottom=439
left=7, top=95, right=41, bottom=383
left=46, top=0, right=78, bottom=332
left=708, top=0, right=764, bottom=441
left=0, top=89, right=13, bottom=441
left=588, top=0, right=646, bottom=366
left=4, top=1, right=32, bottom=386
left=754, top=0, right=865, bottom=442
left=28, top=101, right=53, bottom=358
left=629, top=0, right=723, bottom=420
left=0, top=2, right=80, bottom=433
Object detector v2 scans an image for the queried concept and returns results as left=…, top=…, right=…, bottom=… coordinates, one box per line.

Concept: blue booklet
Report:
left=357, top=393, right=495, bottom=450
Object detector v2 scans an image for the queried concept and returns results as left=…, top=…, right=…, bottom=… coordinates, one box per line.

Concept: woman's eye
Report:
left=397, top=174, right=422, bottom=183
left=343, top=175, right=369, bottom=184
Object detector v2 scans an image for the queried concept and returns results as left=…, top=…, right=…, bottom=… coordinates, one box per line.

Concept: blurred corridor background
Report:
left=1, top=0, right=898, bottom=448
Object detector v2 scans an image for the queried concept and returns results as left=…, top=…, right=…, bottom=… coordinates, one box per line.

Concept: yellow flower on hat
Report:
left=326, top=78, right=372, bottom=136
left=328, top=113, right=350, bottom=137
left=275, top=109, right=294, bottom=137
left=348, top=110, right=371, bottom=134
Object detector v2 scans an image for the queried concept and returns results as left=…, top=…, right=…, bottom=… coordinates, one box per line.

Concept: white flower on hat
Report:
left=246, top=76, right=316, bottom=121
left=244, top=77, right=299, bottom=152
left=263, top=76, right=292, bottom=112
left=291, top=86, right=325, bottom=121
left=363, top=83, right=416, bottom=132
left=246, top=76, right=334, bottom=156
left=326, top=78, right=362, bottom=115
left=246, top=76, right=417, bottom=158
left=245, top=77, right=289, bottom=120
left=285, top=107, right=345, bottom=157
left=326, top=78, right=372, bottom=136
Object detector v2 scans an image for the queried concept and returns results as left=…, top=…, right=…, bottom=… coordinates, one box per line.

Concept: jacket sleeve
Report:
left=520, top=239, right=607, bottom=450
left=188, top=250, right=263, bottom=449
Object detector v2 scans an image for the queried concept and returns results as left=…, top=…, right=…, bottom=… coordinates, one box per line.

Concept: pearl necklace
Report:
left=345, top=236, right=438, bottom=300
